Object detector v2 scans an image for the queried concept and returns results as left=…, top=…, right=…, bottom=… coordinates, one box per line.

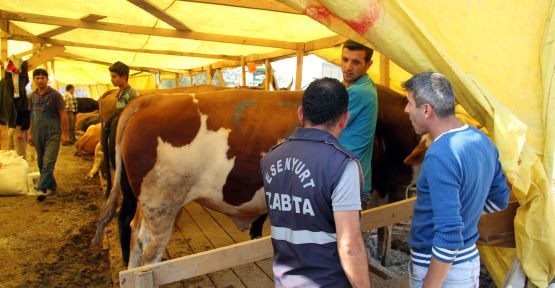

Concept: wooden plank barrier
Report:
left=119, top=197, right=417, bottom=288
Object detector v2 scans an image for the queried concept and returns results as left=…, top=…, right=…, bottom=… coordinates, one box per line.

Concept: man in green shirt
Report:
left=338, top=40, right=378, bottom=208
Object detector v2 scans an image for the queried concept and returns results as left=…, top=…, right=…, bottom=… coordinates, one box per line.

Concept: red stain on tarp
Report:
left=304, top=3, right=334, bottom=26
left=345, top=3, right=381, bottom=34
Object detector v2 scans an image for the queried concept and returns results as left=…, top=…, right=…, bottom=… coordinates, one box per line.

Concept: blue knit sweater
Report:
left=409, top=125, right=510, bottom=266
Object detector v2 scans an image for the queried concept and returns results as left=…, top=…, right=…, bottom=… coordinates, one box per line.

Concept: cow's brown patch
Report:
left=372, top=85, right=421, bottom=200
left=195, top=90, right=302, bottom=206
left=121, top=95, right=202, bottom=195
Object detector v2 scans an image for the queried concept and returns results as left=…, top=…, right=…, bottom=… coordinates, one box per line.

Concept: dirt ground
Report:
left=0, top=145, right=112, bottom=288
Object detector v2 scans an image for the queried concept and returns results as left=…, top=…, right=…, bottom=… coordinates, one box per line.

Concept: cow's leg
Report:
left=128, top=206, right=143, bottom=269
left=138, top=202, right=180, bottom=266
left=249, top=214, right=267, bottom=239
left=118, top=166, right=136, bottom=266
left=86, top=143, right=103, bottom=179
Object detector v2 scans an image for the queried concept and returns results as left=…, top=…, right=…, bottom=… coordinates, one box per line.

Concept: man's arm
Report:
left=59, top=108, right=69, bottom=145
left=334, top=210, right=371, bottom=288
left=484, top=153, right=510, bottom=213
left=28, top=122, right=33, bottom=146
left=423, top=258, right=452, bottom=288
left=424, top=154, right=464, bottom=286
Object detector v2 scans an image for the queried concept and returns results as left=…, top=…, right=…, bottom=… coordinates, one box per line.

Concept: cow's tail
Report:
left=92, top=100, right=144, bottom=246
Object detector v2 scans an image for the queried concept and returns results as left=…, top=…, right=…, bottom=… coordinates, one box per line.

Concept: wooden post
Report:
left=216, top=69, right=225, bottom=86
left=0, top=20, right=7, bottom=78
left=295, top=46, right=304, bottom=90
left=175, top=73, right=180, bottom=87
left=207, top=65, right=213, bottom=85
left=264, top=59, right=271, bottom=90
left=240, top=56, right=246, bottom=87
left=1, top=37, right=7, bottom=78
left=379, top=54, right=390, bottom=87
left=188, top=70, right=193, bottom=86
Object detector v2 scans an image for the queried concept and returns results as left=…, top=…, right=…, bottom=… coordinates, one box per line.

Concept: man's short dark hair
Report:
left=302, top=78, right=349, bottom=127
left=66, top=84, right=74, bottom=91
left=343, top=40, right=373, bottom=62
left=109, top=61, right=130, bottom=78
left=33, top=68, right=49, bottom=78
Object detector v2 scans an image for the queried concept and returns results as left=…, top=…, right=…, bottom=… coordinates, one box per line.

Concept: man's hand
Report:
left=17, top=130, right=26, bottom=139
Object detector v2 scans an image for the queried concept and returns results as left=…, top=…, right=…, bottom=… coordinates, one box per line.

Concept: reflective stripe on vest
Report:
left=271, top=226, right=337, bottom=245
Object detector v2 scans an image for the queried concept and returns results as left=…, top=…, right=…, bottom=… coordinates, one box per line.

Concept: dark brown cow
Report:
left=373, top=85, right=421, bottom=202
left=93, top=85, right=423, bottom=268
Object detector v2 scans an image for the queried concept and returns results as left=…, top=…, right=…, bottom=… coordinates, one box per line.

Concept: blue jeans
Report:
left=409, top=257, right=480, bottom=288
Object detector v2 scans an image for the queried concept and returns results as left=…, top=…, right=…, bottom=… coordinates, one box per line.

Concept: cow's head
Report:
left=403, top=133, right=432, bottom=190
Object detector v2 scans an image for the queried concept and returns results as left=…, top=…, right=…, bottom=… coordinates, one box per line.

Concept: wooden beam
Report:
left=13, top=47, right=40, bottom=59
left=27, top=45, right=65, bottom=70
left=119, top=199, right=415, bottom=287
left=8, top=34, right=241, bottom=61
left=0, top=10, right=298, bottom=49
left=295, top=46, right=303, bottom=90
left=127, top=0, right=191, bottom=31
left=6, top=22, right=35, bottom=37
left=189, top=60, right=240, bottom=73
left=37, top=14, right=106, bottom=38
left=379, top=54, right=390, bottom=87
left=119, top=236, right=273, bottom=288
left=58, top=51, right=170, bottom=74
left=304, top=35, right=347, bottom=51
left=215, top=68, right=225, bottom=86
left=360, top=198, right=415, bottom=231
left=264, top=59, right=271, bottom=90
left=179, top=0, right=301, bottom=14
left=240, top=56, right=246, bottom=86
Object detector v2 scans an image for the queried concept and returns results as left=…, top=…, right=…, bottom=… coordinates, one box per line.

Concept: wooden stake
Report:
left=207, top=65, right=213, bottom=85
left=264, top=59, right=271, bottom=90
left=379, top=54, right=390, bottom=87
left=240, top=56, right=246, bottom=87
left=0, top=20, right=7, bottom=78
left=295, top=47, right=304, bottom=90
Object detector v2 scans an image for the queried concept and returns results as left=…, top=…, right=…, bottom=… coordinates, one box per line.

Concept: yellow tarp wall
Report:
left=282, top=0, right=555, bottom=286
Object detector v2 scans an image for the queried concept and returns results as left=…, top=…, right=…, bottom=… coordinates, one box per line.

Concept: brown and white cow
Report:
left=93, top=89, right=301, bottom=268
left=75, top=123, right=101, bottom=156
left=93, top=85, right=423, bottom=268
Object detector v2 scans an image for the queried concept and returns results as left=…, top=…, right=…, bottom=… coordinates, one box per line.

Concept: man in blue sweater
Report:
left=339, top=40, right=378, bottom=207
left=403, top=72, right=510, bottom=287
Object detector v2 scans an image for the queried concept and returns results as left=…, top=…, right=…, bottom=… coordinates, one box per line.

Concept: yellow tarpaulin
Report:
left=282, top=0, right=555, bottom=286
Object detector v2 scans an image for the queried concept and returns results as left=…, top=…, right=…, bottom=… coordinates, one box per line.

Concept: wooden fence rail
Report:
left=119, top=197, right=416, bottom=288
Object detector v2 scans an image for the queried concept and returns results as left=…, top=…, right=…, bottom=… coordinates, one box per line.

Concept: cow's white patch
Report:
left=140, top=114, right=235, bottom=211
